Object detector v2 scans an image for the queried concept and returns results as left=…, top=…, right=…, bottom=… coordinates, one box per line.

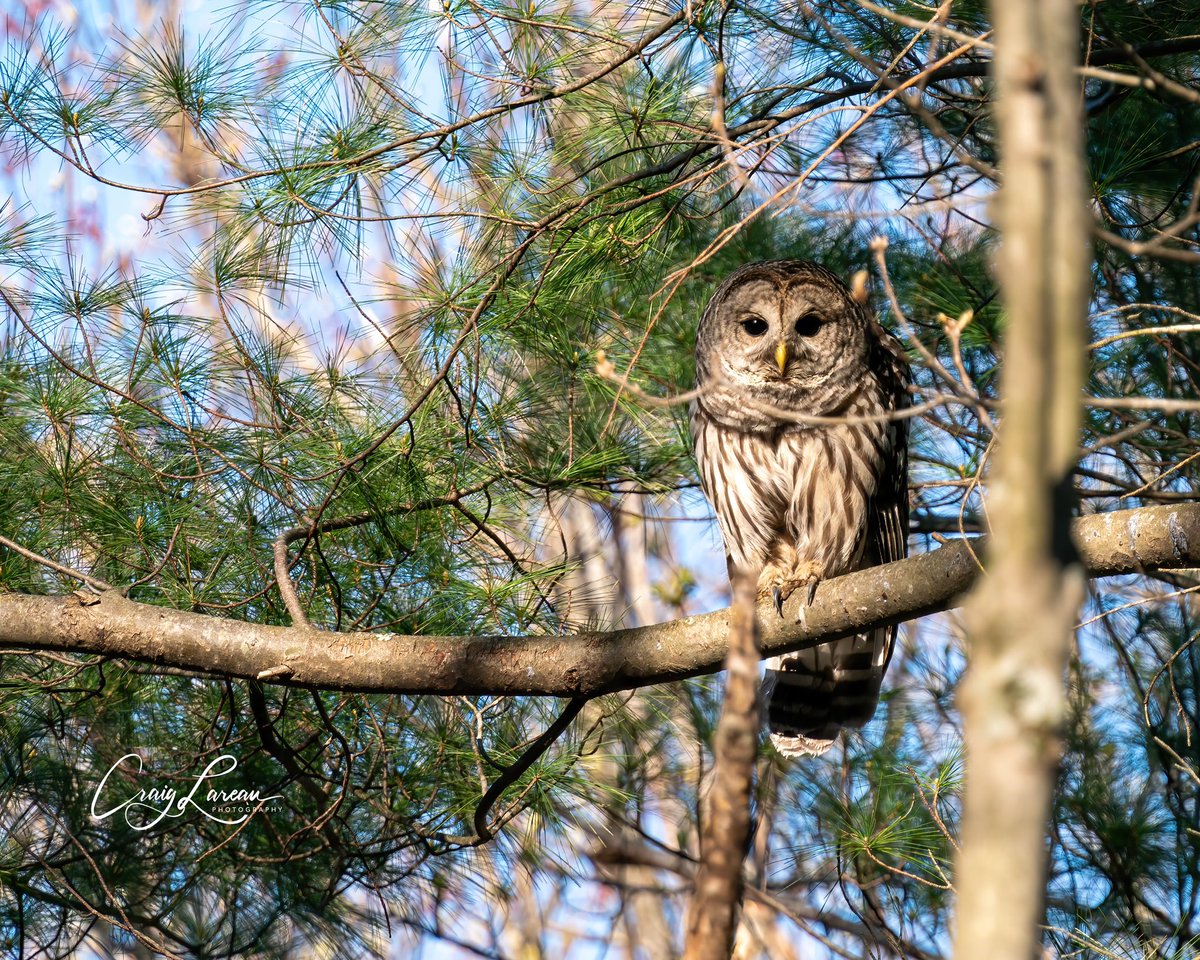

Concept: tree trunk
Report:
left=954, top=1, right=1089, bottom=958
left=683, top=572, right=760, bottom=960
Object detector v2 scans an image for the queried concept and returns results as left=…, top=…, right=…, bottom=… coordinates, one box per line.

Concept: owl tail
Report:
left=763, top=629, right=890, bottom=757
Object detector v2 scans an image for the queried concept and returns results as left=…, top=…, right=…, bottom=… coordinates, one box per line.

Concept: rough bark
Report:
left=954, top=1, right=1090, bottom=958
left=683, top=572, right=759, bottom=960
left=0, top=504, right=1196, bottom=696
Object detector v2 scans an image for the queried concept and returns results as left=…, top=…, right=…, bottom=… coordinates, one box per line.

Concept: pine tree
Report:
left=1, top=1, right=1199, bottom=957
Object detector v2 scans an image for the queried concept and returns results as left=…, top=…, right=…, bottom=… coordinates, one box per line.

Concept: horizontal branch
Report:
left=0, top=503, right=1197, bottom=697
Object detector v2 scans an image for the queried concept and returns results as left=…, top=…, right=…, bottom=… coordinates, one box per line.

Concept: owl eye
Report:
left=739, top=316, right=768, bottom=337
left=794, top=313, right=822, bottom=337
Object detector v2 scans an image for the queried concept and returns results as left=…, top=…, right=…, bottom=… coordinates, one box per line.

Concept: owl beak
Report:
left=774, top=341, right=789, bottom=375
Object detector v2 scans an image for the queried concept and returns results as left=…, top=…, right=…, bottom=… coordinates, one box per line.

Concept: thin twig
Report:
left=0, top=535, right=112, bottom=592
left=472, top=697, right=587, bottom=842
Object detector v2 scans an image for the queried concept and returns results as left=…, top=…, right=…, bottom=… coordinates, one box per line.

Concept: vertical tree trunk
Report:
left=683, top=572, right=760, bottom=960
left=954, top=2, right=1089, bottom=959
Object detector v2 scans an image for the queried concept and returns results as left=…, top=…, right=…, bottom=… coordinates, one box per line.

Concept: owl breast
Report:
left=691, top=391, right=892, bottom=583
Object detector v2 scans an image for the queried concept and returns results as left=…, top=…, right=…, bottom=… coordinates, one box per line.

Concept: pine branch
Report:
left=1, top=503, right=1197, bottom=696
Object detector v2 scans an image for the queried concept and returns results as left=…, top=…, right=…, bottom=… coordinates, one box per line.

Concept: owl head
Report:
left=694, top=260, right=873, bottom=429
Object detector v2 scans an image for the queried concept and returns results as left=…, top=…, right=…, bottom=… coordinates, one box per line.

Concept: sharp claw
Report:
left=806, top=580, right=818, bottom=606
left=772, top=587, right=784, bottom=617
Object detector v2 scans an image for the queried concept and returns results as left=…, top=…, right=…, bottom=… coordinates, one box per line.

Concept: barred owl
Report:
left=691, top=260, right=909, bottom=757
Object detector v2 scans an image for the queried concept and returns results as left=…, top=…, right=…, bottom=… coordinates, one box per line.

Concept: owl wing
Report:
left=865, top=329, right=911, bottom=672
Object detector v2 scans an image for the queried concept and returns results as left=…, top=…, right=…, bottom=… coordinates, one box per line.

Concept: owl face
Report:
left=695, top=261, right=871, bottom=427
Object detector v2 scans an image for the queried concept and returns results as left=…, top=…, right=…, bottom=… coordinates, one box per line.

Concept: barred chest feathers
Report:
left=690, top=392, right=892, bottom=581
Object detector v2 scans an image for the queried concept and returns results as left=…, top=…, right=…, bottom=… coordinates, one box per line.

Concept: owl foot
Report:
left=758, top=571, right=820, bottom=620
left=759, top=583, right=793, bottom=619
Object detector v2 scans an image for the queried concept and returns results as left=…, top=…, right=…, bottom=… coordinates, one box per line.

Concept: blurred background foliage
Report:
left=0, top=0, right=1199, bottom=956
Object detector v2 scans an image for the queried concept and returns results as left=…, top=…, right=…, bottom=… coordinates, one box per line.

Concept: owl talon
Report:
left=806, top=580, right=818, bottom=605
left=772, top=587, right=784, bottom=618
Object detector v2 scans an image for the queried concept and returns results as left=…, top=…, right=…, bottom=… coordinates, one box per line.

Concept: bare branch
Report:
left=0, top=535, right=112, bottom=593
left=0, top=504, right=1197, bottom=697
left=683, top=572, right=759, bottom=959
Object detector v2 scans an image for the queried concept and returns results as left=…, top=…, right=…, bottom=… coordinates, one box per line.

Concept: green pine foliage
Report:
left=1, top=0, right=1199, bottom=957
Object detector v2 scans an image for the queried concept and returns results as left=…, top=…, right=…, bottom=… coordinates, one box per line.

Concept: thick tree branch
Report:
left=0, top=503, right=1197, bottom=697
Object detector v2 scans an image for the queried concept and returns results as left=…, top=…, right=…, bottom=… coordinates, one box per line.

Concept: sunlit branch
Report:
left=1, top=504, right=1197, bottom=697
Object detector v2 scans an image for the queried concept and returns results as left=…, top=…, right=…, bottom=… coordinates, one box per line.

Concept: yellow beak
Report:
left=774, top=341, right=789, bottom=375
